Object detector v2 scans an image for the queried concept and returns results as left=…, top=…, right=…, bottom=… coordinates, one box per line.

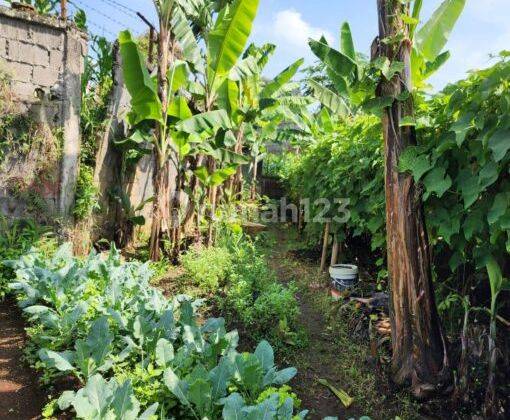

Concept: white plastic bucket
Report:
left=329, top=264, right=359, bottom=291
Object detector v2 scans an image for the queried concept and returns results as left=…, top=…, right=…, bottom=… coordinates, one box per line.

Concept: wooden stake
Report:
left=148, top=27, right=155, bottom=65
left=61, top=0, right=67, bottom=20
left=319, top=222, right=330, bottom=272
left=330, top=235, right=339, bottom=266
left=136, top=12, right=157, bottom=65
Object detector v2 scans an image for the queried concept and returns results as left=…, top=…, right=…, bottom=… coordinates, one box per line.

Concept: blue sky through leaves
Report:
left=2, top=0, right=509, bottom=90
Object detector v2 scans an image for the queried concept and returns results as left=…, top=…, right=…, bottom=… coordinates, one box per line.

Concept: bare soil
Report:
left=0, top=298, right=46, bottom=420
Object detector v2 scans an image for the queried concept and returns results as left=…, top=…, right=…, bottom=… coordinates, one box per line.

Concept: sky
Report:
left=3, top=0, right=509, bottom=90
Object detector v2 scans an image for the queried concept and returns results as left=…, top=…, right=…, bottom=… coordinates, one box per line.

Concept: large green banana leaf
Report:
left=308, top=79, right=349, bottom=116
left=309, top=38, right=357, bottom=81
left=118, top=30, right=162, bottom=124
left=177, top=110, right=233, bottom=137
left=244, top=42, right=276, bottom=70
left=340, top=22, right=355, bottom=61
left=207, top=0, right=260, bottom=90
left=171, top=4, right=204, bottom=72
left=259, top=58, right=304, bottom=99
left=415, top=0, right=466, bottom=62
left=230, top=56, right=259, bottom=81
left=216, top=79, right=240, bottom=120
left=168, top=60, right=189, bottom=93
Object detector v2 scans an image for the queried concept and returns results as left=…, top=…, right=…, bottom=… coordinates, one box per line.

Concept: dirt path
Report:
left=266, top=227, right=423, bottom=420
left=268, top=228, right=363, bottom=419
left=0, top=298, right=46, bottom=420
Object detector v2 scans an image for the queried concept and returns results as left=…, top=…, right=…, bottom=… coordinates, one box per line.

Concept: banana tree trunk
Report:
left=206, top=158, right=217, bottom=246
left=149, top=24, right=171, bottom=261
left=233, top=127, right=245, bottom=196
left=250, top=154, right=258, bottom=200
left=170, top=166, right=184, bottom=261
left=182, top=154, right=203, bottom=238
left=149, top=158, right=171, bottom=261
left=376, top=0, right=450, bottom=398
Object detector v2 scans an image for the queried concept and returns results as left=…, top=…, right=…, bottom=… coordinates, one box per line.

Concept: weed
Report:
left=73, top=166, right=99, bottom=220
left=181, top=244, right=232, bottom=292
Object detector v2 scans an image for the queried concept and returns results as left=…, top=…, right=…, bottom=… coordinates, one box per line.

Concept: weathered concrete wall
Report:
left=0, top=6, right=87, bottom=219
left=92, top=44, right=170, bottom=243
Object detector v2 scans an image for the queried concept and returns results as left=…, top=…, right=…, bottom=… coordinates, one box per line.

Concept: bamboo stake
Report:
left=330, top=235, right=339, bottom=266
left=319, top=222, right=330, bottom=272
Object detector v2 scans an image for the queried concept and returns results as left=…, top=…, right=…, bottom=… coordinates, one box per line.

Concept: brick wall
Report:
left=0, top=6, right=87, bottom=219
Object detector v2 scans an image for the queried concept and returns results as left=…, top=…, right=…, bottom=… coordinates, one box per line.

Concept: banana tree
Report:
left=225, top=43, right=306, bottom=197
left=169, top=0, right=261, bottom=246
left=119, top=15, right=193, bottom=260
left=373, top=0, right=465, bottom=397
left=119, top=0, right=260, bottom=256
left=304, top=0, right=466, bottom=396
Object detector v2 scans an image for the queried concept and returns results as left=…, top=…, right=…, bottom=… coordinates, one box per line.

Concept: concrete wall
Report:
left=0, top=6, right=87, bottom=219
left=92, top=44, right=164, bottom=243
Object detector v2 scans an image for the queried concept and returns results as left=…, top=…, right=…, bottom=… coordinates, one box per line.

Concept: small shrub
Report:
left=220, top=236, right=301, bottom=345
left=181, top=244, right=232, bottom=292
left=73, top=165, right=99, bottom=220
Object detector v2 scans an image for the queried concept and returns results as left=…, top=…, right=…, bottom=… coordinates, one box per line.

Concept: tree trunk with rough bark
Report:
left=182, top=154, right=204, bottom=240
left=250, top=154, right=258, bottom=200
left=206, top=158, right=217, bottom=246
left=149, top=25, right=171, bottom=261
left=376, top=0, right=451, bottom=398
left=232, top=127, right=245, bottom=197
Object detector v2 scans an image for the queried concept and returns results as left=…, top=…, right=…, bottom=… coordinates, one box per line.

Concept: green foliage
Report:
left=78, top=35, right=113, bottom=221
left=207, top=0, right=260, bottom=90
left=284, top=56, right=510, bottom=279
left=181, top=245, right=233, bottom=292
left=262, top=153, right=286, bottom=178
left=256, top=385, right=301, bottom=409
left=73, top=166, right=99, bottom=221
left=282, top=114, right=385, bottom=253
left=119, top=31, right=162, bottom=125
left=0, top=217, right=56, bottom=299
left=413, top=0, right=467, bottom=86
left=305, top=0, right=466, bottom=115
left=220, top=236, right=301, bottom=346
left=281, top=56, right=510, bottom=388
left=81, top=35, right=113, bottom=167
left=7, top=244, right=306, bottom=419
left=178, top=232, right=301, bottom=348
left=413, top=54, right=510, bottom=271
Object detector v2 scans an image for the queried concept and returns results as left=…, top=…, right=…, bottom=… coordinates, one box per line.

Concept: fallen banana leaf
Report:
left=317, top=378, right=354, bottom=408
